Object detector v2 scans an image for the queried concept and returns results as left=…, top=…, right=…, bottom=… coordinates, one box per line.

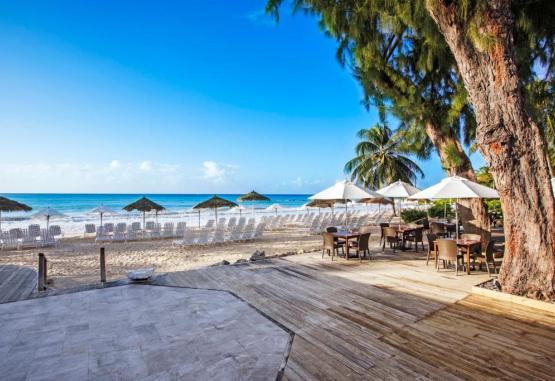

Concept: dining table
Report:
left=434, top=238, right=481, bottom=275
left=331, top=230, right=361, bottom=260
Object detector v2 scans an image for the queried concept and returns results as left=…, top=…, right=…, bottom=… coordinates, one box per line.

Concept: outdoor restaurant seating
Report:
left=472, top=239, right=504, bottom=277
left=322, top=232, right=344, bottom=260
left=436, top=239, right=464, bottom=275
left=382, top=227, right=401, bottom=253
left=350, top=232, right=371, bottom=261
left=404, top=227, right=424, bottom=252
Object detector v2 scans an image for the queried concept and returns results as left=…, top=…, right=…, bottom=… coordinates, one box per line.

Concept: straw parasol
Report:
left=358, top=196, right=393, bottom=214
left=238, top=190, right=270, bottom=216
left=89, top=204, right=117, bottom=227
left=305, top=199, right=339, bottom=215
left=193, top=196, right=238, bottom=221
left=33, top=207, right=65, bottom=231
left=409, top=175, right=499, bottom=238
left=123, top=197, right=165, bottom=228
left=0, top=197, right=32, bottom=231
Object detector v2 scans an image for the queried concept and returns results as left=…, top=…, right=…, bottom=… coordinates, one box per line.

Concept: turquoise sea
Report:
left=0, top=193, right=312, bottom=219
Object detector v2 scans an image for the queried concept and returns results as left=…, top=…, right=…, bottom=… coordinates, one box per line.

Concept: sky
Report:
left=0, top=0, right=484, bottom=194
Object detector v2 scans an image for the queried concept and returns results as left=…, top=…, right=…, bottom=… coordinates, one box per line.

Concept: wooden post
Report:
left=100, top=247, right=106, bottom=283
left=38, top=253, right=46, bottom=291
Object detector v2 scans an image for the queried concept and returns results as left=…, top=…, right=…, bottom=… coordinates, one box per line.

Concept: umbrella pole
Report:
left=444, top=201, right=447, bottom=221
left=215, top=208, right=218, bottom=221
left=0, top=210, right=2, bottom=232
left=143, top=211, right=146, bottom=230
left=46, top=216, right=50, bottom=232
left=455, top=200, right=459, bottom=239
left=345, top=202, right=348, bottom=228
left=100, top=212, right=103, bottom=227
left=198, top=210, right=201, bottom=229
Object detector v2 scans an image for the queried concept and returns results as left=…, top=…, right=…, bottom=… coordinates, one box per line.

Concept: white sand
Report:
left=0, top=229, right=323, bottom=289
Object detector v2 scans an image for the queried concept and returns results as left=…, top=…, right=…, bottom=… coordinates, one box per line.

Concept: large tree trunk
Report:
left=424, top=121, right=491, bottom=248
left=427, top=0, right=555, bottom=300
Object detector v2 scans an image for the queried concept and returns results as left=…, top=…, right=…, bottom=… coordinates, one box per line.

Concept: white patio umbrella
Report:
left=310, top=180, right=382, bottom=225
left=231, top=205, right=248, bottom=217
left=89, top=204, right=117, bottom=226
left=376, top=180, right=421, bottom=217
left=409, top=175, right=499, bottom=238
left=33, top=207, right=66, bottom=231
left=551, top=178, right=555, bottom=196
left=266, top=203, right=284, bottom=216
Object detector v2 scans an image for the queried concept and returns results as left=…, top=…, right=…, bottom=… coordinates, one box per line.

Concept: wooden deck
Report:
left=154, top=252, right=555, bottom=380
left=0, top=264, right=37, bottom=303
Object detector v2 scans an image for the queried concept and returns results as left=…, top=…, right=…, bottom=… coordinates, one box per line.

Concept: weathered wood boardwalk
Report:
left=154, top=253, right=555, bottom=380
left=0, top=264, right=37, bottom=303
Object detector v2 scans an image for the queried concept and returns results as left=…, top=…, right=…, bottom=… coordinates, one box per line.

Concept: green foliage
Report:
left=344, top=116, right=424, bottom=189
left=475, top=166, right=495, bottom=188
left=400, top=208, right=427, bottom=223
left=428, top=200, right=454, bottom=219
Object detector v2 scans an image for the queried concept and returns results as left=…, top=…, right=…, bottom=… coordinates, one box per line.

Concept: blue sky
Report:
left=0, top=0, right=484, bottom=194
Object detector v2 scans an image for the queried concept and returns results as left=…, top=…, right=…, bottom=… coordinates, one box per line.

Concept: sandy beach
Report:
left=0, top=229, right=324, bottom=289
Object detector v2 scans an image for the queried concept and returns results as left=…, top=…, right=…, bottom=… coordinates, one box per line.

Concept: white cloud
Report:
left=109, top=160, right=121, bottom=170
left=0, top=161, right=185, bottom=193
left=139, top=161, right=152, bottom=171
left=202, top=161, right=238, bottom=183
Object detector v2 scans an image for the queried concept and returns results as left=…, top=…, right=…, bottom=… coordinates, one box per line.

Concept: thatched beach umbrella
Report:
left=0, top=197, right=32, bottom=231
left=238, top=190, right=270, bottom=216
left=123, top=197, right=165, bottom=229
left=193, top=196, right=238, bottom=222
left=358, top=196, right=393, bottom=213
left=305, top=199, right=338, bottom=215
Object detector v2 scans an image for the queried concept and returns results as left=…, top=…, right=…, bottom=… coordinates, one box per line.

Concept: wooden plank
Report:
left=156, top=253, right=555, bottom=380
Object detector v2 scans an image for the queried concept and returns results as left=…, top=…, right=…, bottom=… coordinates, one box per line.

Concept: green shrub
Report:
left=427, top=200, right=455, bottom=219
left=400, top=208, right=427, bottom=223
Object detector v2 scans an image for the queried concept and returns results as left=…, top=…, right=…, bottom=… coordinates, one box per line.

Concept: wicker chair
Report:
left=404, top=227, right=424, bottom=252
left=382, top=227, right=401, bottom=253
left=473, top=239, right=504, bottom=277
left=379, top=223, right=390, bottom=246
left=351, top=232, right=371, bottom=261
left=436, top=239, right=463, bottom=275
left=322, top=232, right=344, bottom=260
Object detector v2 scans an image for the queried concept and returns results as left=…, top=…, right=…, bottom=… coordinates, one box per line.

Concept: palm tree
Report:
left=345, top=120, right=423, bottom=190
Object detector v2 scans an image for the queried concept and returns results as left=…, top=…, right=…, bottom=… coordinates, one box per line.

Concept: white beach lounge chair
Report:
left=112, top=231, right=126, bottom=243
left=28, top=224, right=41, bottom=239
left=163, top=222, right=174, bottom=238
left=115, top=223, right=127, bottom=233
left=127, top=230, right=141, bottom=241
left=1, top=235, right=19, bottom=251
left=103, top=223, right=114, bottom=234
left=175, top=222, right=187, bottom=237
left=95, top=227, right=111, bottom=243
left=226, top=217, right=236, bottom=231
left=39, top=229, right=56, bottom=248
left=84, top=224, right=96, bottom=237
left=204, top=220, right=215, bottom=229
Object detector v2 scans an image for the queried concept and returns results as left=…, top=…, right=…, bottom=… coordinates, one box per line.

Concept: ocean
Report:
left=0, top=193, right=326, bottom=236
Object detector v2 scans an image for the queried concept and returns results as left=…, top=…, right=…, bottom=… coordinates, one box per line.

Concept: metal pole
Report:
left=455, top=200, right=459, bottom=239
left=38, top=253, right=45, bottom=291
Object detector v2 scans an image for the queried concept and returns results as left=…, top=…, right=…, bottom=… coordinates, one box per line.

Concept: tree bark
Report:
left=424, top=121, right=491, bottom=248
left=426, top=0, right=555, bottom=300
